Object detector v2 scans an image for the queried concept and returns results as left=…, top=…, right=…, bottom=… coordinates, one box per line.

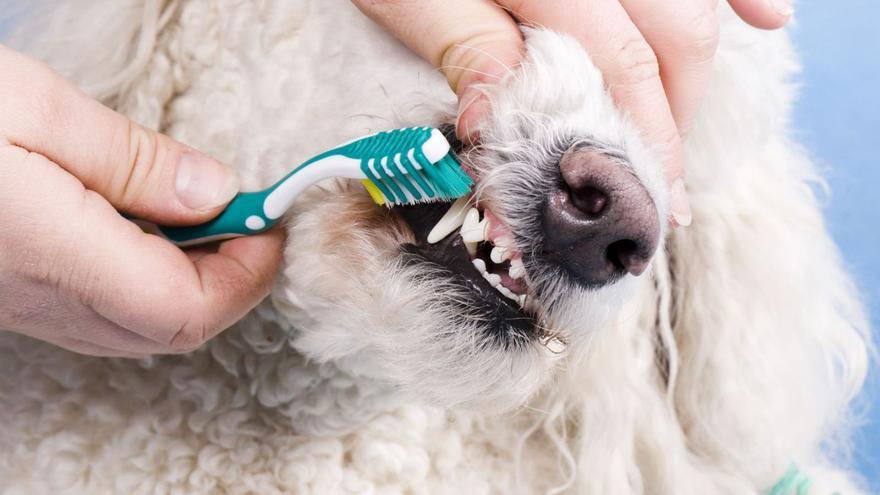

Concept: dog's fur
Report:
left=0, top=0, right=872, bottom=493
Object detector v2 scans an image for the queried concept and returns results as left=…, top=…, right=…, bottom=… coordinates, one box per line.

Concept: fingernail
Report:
left=769, top=0, right=793, bottom=17
left=669, top=179, right=692, bottom=228
left=455, top=89, right=484, bottom=143
left=175, top=151, right=239, bottom=210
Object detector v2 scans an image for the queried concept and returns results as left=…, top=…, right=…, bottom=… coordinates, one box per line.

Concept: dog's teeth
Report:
left=518, top=294, right=527, bottom=307
left=484, top=272, right=502, bottom=287
left=472, top=258, right=487, bottom=273
left=427, top=196, right=470, bottom=244
left=462, top=208, right=479, bottom=230
left=460, top=208, right=487, bottom=243
left=465, top=240, right=478, bottom=257
left=497, top=285, right=518, bottom=301
left=509, top=259, right=525, bottom=279
left=461, top=219, right=487, bottom=243
left=490, top=246, right=509, bottom=264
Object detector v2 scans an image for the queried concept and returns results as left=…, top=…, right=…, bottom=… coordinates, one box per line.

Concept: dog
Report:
left=0, top=0, right=872, bottom=493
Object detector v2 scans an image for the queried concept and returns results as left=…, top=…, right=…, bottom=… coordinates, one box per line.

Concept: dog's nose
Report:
left=541, top=145, right=660, bottom=287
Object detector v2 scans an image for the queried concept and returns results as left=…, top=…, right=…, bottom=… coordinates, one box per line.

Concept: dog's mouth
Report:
left=396, top=196, right=538, bottom=338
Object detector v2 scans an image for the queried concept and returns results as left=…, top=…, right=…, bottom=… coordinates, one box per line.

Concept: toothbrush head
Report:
left=352, top=127, right=473, bottom=206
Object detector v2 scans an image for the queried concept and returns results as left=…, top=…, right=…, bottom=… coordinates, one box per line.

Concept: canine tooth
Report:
left=484, top=272, right=502, bottom=287
left=518, top=294, right=526, bottom=306
left=427, top=196, right=470, bottom=244
left=462, top=208, right=479, bottom=230
left=472, top=258, right=487, bottom=273
left=509, top=259, right=525, bottom=279
left=461, top=219, right=487, bottom=243
left=490, top=246, right=510, bottom=264
left=460, top=208, right=487, bottom=243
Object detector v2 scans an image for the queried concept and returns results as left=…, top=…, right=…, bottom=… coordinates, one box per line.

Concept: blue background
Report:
left=791, top=1, right=879, bottom=489
left=1, top=0, right=877, bottom=489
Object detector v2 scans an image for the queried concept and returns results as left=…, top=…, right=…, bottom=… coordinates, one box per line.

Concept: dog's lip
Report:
left=401, top=198, right=530, bottom=298
left=398, top=234, right=534, bottom=338
left=394, top=201, right=536, bottom=330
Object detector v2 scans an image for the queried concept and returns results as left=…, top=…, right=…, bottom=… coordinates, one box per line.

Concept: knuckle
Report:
left=656, top=124, right=684, bottom=168
left=113, top=122, right=160, bottom=208
left=166, top=298, right=214, bottom=354
left=678, top=11, right=720, bottom=62
left=607, top=36, right=660, bottom=87
left=168, top=323, right=208, bottom=353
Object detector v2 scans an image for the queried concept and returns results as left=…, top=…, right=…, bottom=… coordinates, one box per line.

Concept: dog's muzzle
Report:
left=540, top=145, right=660, bottom=288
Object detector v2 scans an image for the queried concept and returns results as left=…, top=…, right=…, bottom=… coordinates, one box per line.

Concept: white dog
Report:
left=0, top=0, right=872, bottom=493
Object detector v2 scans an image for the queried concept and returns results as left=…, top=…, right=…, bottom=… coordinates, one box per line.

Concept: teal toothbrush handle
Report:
left=156, top=151, right=337, bottom=246
left=159, top=190, right=273, bottom=246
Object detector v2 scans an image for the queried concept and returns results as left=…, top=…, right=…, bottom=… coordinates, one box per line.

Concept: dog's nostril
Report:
left=567, top=184, right=608, bottom=217
left=606, top=239, right=649, bottom=276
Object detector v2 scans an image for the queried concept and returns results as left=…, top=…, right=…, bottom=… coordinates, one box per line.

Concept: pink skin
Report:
left=0, top=46, right=284, bottom=358
left=353, top=0, right=792, bottom=229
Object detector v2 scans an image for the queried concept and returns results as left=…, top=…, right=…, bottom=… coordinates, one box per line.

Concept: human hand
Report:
left=0, top=46, right=284, bottom=358
left=352, top=0, right=792, bottom=227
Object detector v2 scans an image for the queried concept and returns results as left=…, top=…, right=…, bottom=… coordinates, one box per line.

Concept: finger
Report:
left=727, top=0, right=792, bottom=30
left=13, top=149, right=285, bottom=353
left=92, top=226, right=286, bottom=353
left=0, top=46, right=239, bottom=225
left=495, top=0, right=691, bottom=226
left=9, top=300, right=178, bottom=355
left=9, top=323, right=148, bottom=358
left=618, top=0, right=719, bottom=137
left=42, top=335, right=146, bottom=359
left=76, top=312, right=179, bottom=355
left=351, top=0, right=524, bottom=142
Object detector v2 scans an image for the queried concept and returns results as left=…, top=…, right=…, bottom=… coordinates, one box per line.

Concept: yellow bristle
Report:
left=362, top=179, right=386, bottom=205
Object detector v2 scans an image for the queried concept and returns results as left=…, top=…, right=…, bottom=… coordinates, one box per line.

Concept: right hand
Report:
left=0, top=46, right=285, bottom=358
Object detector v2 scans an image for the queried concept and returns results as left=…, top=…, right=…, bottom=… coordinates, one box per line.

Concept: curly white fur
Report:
left=0, top=0, right=871, bottom=494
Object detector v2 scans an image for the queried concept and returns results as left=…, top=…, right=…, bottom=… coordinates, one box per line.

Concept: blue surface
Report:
left=790, top=1, right=880, bottom=488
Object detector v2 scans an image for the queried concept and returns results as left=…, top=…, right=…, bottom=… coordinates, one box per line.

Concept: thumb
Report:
left=0, top=46, right=239, bottom=225
left=351, top=0, right=524, bottom=142
left=450, top=31, right=524, bottom=144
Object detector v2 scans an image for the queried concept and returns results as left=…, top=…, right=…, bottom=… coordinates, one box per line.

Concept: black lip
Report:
left=395, top=202, right=535, bottom=341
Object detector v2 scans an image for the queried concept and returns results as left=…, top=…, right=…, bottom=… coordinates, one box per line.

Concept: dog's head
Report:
left=274, top=30, right=668, bottom=410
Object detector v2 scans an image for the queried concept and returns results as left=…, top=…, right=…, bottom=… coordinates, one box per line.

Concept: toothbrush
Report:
left=153, top=127, right=472, bottom=247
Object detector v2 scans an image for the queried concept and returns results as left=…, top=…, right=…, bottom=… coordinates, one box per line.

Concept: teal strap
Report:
left=766, top=464, right=814, bottom=495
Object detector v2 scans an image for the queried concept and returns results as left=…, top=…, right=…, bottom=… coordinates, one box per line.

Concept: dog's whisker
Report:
left=450, top=43, right=517, bottom=77
left=436, top=65, right=504, bottom=81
